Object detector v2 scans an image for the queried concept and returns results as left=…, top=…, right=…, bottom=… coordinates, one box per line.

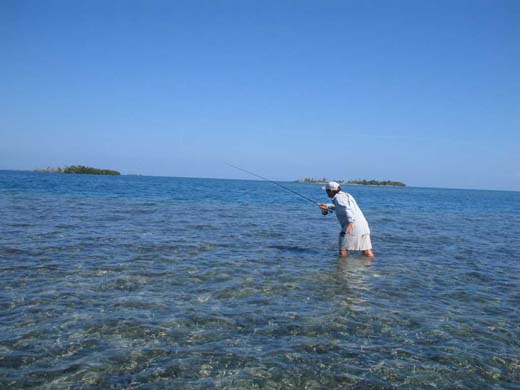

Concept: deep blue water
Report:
left=0, top=170, right=519, bottom=389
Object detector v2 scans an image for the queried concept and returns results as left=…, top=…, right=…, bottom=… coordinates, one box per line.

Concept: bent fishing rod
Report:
left=225, top=162, right=327, bottom=210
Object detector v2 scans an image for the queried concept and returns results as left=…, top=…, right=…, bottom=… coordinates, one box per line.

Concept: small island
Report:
left=296, top=177, right=406, bottom=187
left=296, top=178, right=344, bottom=184
left=347, top=179, right=406, bottom=187
left=34, top=165, right=120, bottom=175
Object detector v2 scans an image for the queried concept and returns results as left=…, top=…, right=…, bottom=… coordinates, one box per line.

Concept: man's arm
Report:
left=338, top=195, right=355, bottom=233
left=319, top=203, right=334, bottom=215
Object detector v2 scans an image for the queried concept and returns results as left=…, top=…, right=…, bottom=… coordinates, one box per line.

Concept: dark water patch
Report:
left=268, top=245, right=322, bottom=254
left=0, top=247, right=29, bottom=256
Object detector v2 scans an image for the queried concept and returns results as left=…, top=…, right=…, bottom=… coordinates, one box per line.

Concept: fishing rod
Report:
left=225, top=162, right=324, bottom=209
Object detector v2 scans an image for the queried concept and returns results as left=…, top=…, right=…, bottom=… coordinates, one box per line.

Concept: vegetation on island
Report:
left=296, top=178, right=344, bottom=184
left=33, top=167, right=64, bottom=173
left=295, top=177, right=406, bottom=187
left=347, top=179, right=406, bottom=187
left=34, top=165, right=120, bottom=175
left=64, top=165, right=120, bottom=175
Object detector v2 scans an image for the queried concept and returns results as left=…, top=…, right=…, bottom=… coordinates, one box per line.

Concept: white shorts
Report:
left=339, top=233, right=372, bottom=251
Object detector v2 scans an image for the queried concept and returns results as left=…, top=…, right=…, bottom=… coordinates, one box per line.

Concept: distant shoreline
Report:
left=347, top=180, right=406, bottom=187
left=295, top=178, right=406, bottom=187
left=298, top=182, right=405, bottom=188
left=33, top=165, right=120, bottom=176
left=346, top=183, right=405, bottom=187
left=1, top=170, right=516, bottom=192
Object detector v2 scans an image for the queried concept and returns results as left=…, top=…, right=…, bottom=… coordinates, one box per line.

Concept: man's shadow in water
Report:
left=330, top=257, right=375, bottom=311
left=335, top=255, right=374, bottom=288
left=336, top=255, right=373, bottom=273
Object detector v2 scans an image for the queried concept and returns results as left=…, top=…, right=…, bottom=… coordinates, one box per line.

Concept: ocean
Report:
left=0, top=170, right=519, bottom=389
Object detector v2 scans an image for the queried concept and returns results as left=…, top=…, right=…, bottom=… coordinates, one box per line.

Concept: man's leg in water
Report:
left=362, top=249, right=375, bottom=258
left=339, top=249, right=349, bottom=257
left=339, top=233, right=349, bottom=257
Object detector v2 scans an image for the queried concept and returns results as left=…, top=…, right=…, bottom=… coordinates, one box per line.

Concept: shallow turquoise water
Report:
left=0, top=170, right=519, bottom=388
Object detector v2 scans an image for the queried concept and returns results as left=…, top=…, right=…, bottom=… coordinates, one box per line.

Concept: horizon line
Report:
left=1, top=168, right=518, bottom=193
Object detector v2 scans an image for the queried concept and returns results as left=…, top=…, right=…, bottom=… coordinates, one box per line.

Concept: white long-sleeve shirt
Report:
left=325, top=191, right=370, bottom=235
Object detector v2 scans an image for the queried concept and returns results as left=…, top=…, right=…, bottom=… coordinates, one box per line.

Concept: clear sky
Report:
left=1, top=0, right=519, bottom=190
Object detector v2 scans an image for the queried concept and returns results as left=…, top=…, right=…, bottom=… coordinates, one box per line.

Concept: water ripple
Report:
left=0, top=172, right=519, bottom=388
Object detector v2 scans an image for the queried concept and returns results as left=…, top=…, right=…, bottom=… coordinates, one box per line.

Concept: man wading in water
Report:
left=319, top=181, right=375, bottom=258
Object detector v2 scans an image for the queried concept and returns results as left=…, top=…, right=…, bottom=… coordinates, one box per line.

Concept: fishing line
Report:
left=225, top=162, right=322, bottom=209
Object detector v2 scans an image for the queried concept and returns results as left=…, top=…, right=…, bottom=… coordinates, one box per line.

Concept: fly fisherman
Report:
left=319, top=181, right=375, bottom=258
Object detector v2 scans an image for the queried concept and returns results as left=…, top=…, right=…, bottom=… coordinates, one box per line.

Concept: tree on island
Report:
left=63, top=165, right=120, bottom=175
left=296, top=178, right=346, bottom=184
left=295, top=177, right=406, bottom=187
left=347, top=179, right=406, bottom=187
left=296, top=177, right=330, bottom=184
left=33, top=167, right=64, bottom=173
left=34, top=165, right=120, bottom=175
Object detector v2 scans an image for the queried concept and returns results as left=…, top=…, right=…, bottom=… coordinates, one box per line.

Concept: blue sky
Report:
left=1, top=0, right=519, bottom=190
